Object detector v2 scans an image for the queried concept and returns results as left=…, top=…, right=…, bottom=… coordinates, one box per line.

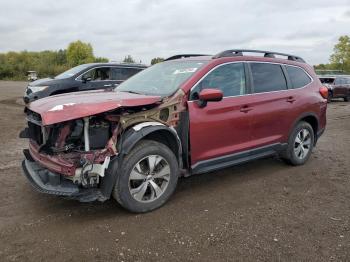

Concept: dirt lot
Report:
left=0, top=80, right=349, bottom=261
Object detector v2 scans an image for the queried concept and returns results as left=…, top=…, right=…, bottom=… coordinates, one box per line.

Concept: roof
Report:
left=165, top=49, right=306, bottom=64
left=83, top=62, right=147, bottom=68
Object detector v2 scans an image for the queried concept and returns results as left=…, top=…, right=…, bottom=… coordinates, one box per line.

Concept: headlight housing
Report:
left=28, top=85, right=49, bottom=93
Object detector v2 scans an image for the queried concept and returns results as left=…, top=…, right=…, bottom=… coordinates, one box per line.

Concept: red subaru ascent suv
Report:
left=20, top=49, right=328, bottom=213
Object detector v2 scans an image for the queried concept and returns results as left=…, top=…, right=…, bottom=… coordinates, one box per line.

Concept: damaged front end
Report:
left=21, top=109, right=122, bottom=201
left=20, top=90, right=186, bottom=202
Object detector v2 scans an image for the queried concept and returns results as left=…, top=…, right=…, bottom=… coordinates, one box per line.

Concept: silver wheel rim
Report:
left=294, top=128, right=312, bottom=160
left=128, top=155, right=170, bottom=203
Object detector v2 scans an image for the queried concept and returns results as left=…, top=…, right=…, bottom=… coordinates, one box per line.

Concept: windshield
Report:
left=55, top=64, right=91, bottom=79
left=116, top=60, right=207, bottom=97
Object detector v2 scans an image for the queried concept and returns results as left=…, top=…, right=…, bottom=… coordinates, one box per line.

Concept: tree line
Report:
left=0, top=36, right=348, bottom=80
left=314, top=35, right=350, bottom=74
left=0, top=41, right=110, bottom=80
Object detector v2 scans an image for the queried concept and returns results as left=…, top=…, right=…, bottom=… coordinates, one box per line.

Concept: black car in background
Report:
left=24, top=63, right=147, bottom=103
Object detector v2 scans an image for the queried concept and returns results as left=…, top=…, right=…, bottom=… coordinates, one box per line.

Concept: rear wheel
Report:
left=282, top=121, right=315, bottom=166
left=113, top=140, right=179, bottom=213
left=344, top=96, right=349, bottom=102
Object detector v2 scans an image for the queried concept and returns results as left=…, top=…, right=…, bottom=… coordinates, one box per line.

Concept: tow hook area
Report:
left=73, top=156, right=111, bottom=187
left=22, top=150, right=109, bottom=202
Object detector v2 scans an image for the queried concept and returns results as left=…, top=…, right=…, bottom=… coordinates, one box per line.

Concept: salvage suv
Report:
left=20, top=50, right=328, bottom=213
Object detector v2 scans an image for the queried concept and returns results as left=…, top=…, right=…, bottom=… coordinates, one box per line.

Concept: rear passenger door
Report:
left=247, top=62, right=294, bottom=148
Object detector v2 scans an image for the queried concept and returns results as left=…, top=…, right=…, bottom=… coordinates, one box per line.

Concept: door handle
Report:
left=286, top=96, right=296, bottom=103
left=240, top=105, right=253, bottom=113
left=104, top=84, right=112, bottom=87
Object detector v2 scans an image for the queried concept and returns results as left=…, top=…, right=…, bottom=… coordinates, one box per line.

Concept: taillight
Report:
left=319, top=86, right=328, bottom=99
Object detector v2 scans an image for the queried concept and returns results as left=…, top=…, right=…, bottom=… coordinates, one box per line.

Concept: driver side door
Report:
left=187, top=62, right=253, bottom=173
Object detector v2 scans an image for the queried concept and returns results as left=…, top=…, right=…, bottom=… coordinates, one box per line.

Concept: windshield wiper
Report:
left=118, top=90, right=143, bottom=95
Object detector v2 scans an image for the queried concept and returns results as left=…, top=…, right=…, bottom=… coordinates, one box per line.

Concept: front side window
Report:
left=81, top=67, right=111, bottom=81
left=191, top=62, right=246, bottom=99
left=117, top=61, right=207, bottom=97
left=251, top=63, right=287, bottom=93
left=286, top=66, right=312, bottom=89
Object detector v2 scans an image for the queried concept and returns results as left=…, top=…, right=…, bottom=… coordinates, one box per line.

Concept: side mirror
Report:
left=82, top=76, right=92, bottom=83
left=197, top=88, right=223, bottom=107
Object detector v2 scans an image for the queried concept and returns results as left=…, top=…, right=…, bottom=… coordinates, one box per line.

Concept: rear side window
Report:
left=111, top=68, right=143, bottom=81
left=286, top=66, right=311, bottom=88
left=250, top=63, right=287, bottom=93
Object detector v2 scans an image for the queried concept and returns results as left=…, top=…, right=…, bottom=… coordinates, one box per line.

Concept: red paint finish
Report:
left=198, top=88, right=223, bottom=102
left=188, top=96, right=252, bottom=163
left=179, top=56, right=327, bottom=166
left=28, top=90, right=161, bottom=125
left=29, top=142, right=77, bottom=176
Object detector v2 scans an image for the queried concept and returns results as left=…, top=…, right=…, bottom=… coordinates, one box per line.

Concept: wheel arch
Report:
left=290, top=112, right=319, bottom=144
left=101, top=122, right=182, bottom=200
left=118, top=122, right=183, bottom=168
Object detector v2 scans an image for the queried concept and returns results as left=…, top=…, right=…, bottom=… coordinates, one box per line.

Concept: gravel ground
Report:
left=0, top=81, right=349, bottom=261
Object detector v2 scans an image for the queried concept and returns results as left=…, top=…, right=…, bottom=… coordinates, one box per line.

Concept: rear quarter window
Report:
left=286, top=66, right=312, bottom=89
left=250, top=63, right=287, bottom=93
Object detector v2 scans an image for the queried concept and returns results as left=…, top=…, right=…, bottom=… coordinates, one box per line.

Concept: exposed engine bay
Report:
left=22, top=90, right=185, bottom=190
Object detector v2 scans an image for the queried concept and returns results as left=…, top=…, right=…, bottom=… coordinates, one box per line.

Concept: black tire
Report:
left=344, top=96, right=349, bottom=102
left=113, top=140, right=179, bottom=213
left=282, top=121, right=315, bottom=166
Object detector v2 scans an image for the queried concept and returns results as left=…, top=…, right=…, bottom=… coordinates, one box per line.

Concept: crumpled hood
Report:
left=28, top=90, right=161, bottom=125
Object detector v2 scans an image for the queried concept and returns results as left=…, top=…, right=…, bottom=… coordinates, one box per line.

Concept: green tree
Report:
left=330, top=35, right=350, bottom=72
left=0, top=40, right=110, bottom=80
left=94, top=57, right=109, bottom=63
left=66, top=40, right=94, bottom=67
left=123, top=55, right=135, bottom=64
left=151, top=57, right=164, bottom=65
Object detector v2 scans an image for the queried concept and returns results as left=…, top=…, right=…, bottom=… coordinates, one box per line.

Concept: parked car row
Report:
left=318, top=75, right=350, bottom=102
left=20, top=49, right=328, bottom=213
left=23, top=63, right=147, bottom=103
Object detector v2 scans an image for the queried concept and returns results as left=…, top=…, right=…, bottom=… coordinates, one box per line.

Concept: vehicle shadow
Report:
left=29, top=155, right=292, bottom=220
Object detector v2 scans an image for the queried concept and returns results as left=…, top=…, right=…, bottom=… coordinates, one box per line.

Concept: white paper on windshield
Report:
left=173, top=68, right=198, bottom=74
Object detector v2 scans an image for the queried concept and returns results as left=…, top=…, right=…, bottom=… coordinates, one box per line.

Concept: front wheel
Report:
left=282, top=121, right=315, bottom=166
left=113, top=140, right=179, bottom=213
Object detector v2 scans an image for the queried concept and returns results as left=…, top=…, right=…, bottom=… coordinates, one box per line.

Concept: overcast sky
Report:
left=0, top=0, right=349, bottom=65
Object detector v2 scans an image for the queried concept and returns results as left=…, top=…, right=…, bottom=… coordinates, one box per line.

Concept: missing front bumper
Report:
left=21, top=157, right=107, bottom=202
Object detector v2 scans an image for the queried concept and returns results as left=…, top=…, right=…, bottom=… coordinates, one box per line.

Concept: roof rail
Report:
left=212, top=49, right=306, bottom=63
left=164, top=54, right=211, bottom=61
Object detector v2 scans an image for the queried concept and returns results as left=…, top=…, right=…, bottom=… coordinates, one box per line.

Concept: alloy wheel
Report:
left=128, top=155, right=171, bottom=203
left=294, top=128, right=312, bottom=160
